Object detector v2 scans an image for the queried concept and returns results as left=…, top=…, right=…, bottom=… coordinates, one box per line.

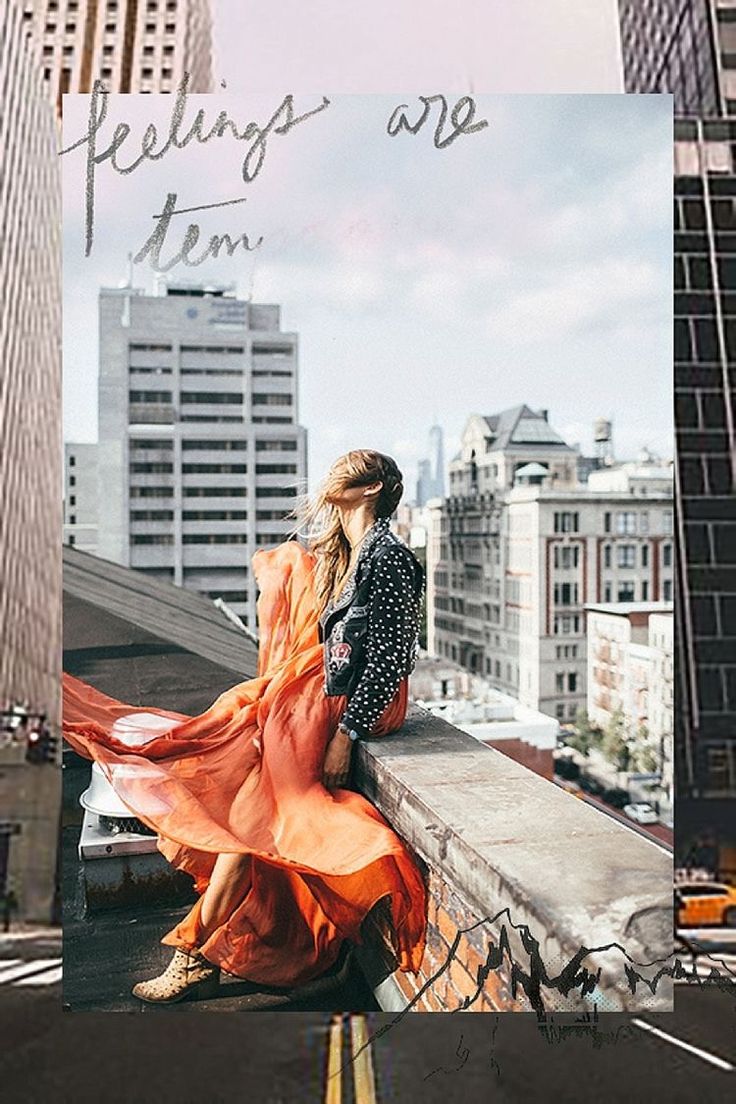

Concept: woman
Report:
left=63, top=449, right=427, bottom=1004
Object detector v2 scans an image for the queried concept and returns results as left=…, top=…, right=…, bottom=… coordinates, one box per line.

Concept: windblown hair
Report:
left=289, top=449, right=404, bottom=616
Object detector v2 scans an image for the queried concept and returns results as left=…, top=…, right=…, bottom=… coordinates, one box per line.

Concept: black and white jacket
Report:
left=318, top=517, right=424, bottom=739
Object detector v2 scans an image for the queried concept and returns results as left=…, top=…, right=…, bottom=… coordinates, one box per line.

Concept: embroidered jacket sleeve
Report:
left=341, top=544, right=422, bottom=739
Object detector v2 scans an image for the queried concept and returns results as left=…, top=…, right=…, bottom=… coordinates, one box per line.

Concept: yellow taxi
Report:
left=675, top=881, right=736, bottom=927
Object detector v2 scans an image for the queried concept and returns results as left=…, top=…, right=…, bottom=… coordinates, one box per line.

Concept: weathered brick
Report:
left=436, top=903, right=459, bottom=948
left=394, top=968, right=419, bottom=1004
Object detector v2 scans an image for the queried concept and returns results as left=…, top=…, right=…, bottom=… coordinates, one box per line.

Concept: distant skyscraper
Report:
left=428, top=423, right=445, bottom=499
left=416, top=423, right=445, bottom=506
left=22, top=0, right=212, bottom=117
left=0, top=0, right=62, bottom=923
left=619, top=2, right=736, bottom=800
left=64, top=283, right=307, bottom=630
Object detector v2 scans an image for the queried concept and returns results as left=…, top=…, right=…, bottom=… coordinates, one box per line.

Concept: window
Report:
left=130, top=486, right=174, bottom=498
left=556, top=704, right=565, bottom=720
left=131, top=534, right=174, bottom=545
left=604, top=512, right=611, bottom=533
left=641, top=544, right=649, bottom=568
left=69, top=475, right=76, bottom=487
left=182, top=534, right=248, bottom=545
left=554, top=545, right=579, bottom=568
left=69, top=495, right=76, bottom=507
left=182, top=510, right=248, bottom=521
left=618, top=545, right=636, bottom=568
left=69, top=514, right=76, bottom=525
left=556, top=672, right=565, bottom=693
left=604, top=582, right=612, bottom=602
left=69, top=535, right=75, bottom=546
left=255, top=463, right=297, bottom=474
left=255, top=487, right=298, bottom=498
left=129, top=390, right=172, bottom=403
left=69, top=455, right=76, bottom=466
left=252, top=393, right=292, bottom=406
left=182, top=463, right=247, bottom=474
left=604, top=544, right=611, bottom=568
left=640, top=512, right=649, bottom=535
left=181, top=392, right=242, bottom=405
left=663, top=511, right=673, bottom=535
left=182, top=440, right=247, bottom=451
left=568, top=673, right=577, bottom=693
left=130, top=462, right=173, bottom=473
left=642, top=580, right=649, bottom=600
left=554, top=512, right=579, bottom=533
left=616, top=512, right=636, bottom=535
left=129, top=438, right=174, bottom=450
left=618, top=581, right=636, bottom=601
left=663, top=543, right=672, bottom=567
left=256, top=439, right=298, bottom=451
left=663, top=579, right=673, bottom=601
left=130, top=510, right=174, bottom=521
left=183, top=486, right=247, bottom=498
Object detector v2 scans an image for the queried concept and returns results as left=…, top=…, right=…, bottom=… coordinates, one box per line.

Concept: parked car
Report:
left=603, top=787, right=629, bottom=810
left=676, top=882, right=736, bottom=928
left=579, top=775, right=605, bottom=798
left=623, top=802, right=659, bottom=825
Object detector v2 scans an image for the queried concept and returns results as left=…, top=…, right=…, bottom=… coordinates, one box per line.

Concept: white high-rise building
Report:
left=64, top=282, right=307, bottom=629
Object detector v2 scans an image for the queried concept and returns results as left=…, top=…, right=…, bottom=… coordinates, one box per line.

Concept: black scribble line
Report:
left=152, top=196, right=248, bottom=218
left=424, top=1033, right=470, bottom=1080
left=344, top=905, right=731, bottom=1068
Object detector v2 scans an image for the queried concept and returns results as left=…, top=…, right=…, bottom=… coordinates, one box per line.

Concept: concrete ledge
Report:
left=355, top=706, right=673, bottom=1013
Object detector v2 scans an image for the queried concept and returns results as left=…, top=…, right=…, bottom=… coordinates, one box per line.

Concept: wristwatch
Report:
left=338, top=721, right=362, bottom=742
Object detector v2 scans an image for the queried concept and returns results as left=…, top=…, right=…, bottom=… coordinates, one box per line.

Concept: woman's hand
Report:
left=323, top=728, right=353, bottom=791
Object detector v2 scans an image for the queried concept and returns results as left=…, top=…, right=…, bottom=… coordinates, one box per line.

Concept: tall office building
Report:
left=22, top=0, right=212, bottom=116
left=64, top=283, right=307, bottom=630
left=0, top=0, right=62, bottom=922
left=415, top=423, right=446, bottom=506
left=431, top=407, right=674, bottom=723
left=619, top=2, right=736, bottom=802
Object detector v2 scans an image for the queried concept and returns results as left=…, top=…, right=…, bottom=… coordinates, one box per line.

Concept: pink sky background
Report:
left=212, top=0, right=623, bottom=95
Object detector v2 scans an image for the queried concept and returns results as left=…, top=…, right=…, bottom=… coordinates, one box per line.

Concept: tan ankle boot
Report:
left=132, top=948, right=220, bottom=1004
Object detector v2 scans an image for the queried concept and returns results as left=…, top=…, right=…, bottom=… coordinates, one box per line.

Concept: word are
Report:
left=387, top=94, right=488, bottom=149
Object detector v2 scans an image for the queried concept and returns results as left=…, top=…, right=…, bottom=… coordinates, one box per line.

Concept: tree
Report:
left=602, top=708, right=631, bottom=772
left=565, top=709, right=603, bottom=758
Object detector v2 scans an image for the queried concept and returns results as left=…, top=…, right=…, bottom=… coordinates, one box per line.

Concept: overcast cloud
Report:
left=62, top=82, right=671, bottom=493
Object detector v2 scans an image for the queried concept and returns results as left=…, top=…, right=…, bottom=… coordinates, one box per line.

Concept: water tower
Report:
left=594, top=417, right=614, bottom=466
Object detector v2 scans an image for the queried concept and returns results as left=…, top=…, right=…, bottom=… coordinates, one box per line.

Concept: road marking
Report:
left=325, top=1015, right=343, bottom=1104
left=323, top=1014, right=378, bottom=1104
left=351, top=1015, right=377, bottom=1104
left=632, top=1018, right=735, bottom=1072
left=15, top=965, right=63, bottom=987
left=0, top=958, right=62, bottom=985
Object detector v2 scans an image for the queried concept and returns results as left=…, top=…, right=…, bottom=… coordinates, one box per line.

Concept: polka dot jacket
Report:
left=318, top=517, right=425, bottom=739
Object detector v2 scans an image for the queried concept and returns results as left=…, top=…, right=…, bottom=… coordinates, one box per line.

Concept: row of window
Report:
left=129, top=456, right=297, bottom=475
left=130, top=510, right=249, bottom=522
left=132, top=534, right=249, bottom=546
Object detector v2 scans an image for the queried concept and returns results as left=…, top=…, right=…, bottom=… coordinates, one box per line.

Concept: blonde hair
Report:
left=289, top=449, right=404, bottom=615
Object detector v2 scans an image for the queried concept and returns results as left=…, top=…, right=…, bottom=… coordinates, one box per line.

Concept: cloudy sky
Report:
left=62, top=9, right=672, bottom=493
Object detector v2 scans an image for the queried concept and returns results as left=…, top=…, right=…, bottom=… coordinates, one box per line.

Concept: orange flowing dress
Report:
left=62, top=540, right=427, bottom=988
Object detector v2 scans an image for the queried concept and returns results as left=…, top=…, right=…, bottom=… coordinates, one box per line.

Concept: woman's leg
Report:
left=197, top=851, right=253, bottom=937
